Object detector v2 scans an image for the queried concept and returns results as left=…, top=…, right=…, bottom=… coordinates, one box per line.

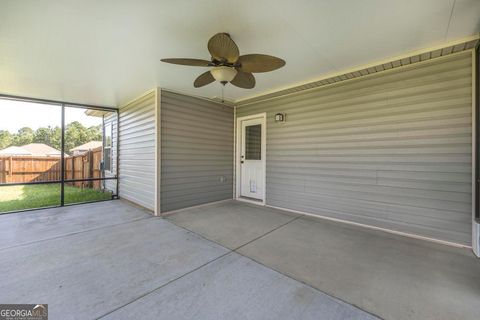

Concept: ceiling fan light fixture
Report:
left=161, top=33, right=285, bottom=89
left=210, top=66, right=237, bottom=83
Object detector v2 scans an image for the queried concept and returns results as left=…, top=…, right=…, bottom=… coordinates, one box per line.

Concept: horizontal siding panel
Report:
left=266, top=193, right=471, bottom=234
left=161, top=167, right=233, bottom=178
left=277, top=93, right=471, bottom=124
left=236, top=51, right=473, bottom=245
left=267, top=155, right=471, bottom=163
left=267, top=146, right=472, bottom=155
left=268, top=191, right=471, bottom=225
left=119, top=111, right=156, bottom=128
left=161, top=91, right=233, bottom=212
left=377, top=178, right=470, bottom=193
left=162, top=159, right=232, bottom=166
left=162, top=153, right=233, bottom=161
left=162, top=175, right=231, bottom=187
left=119, top=126, right=156, bottom=138
left=267, top=190, right=470, bottom=230
left=118, top=152, right=156, bottom=159
left=161, top=128, right=233, bottom=138
left=162, top=123, right=232, bottom=136
left=266, top=106, right=471, bottom=135
left=270, top=128, right=471, bottom=144
left=270, top=116, right=471, bottom=139
left=238, top=53, right=471, bottom=110
left=260, top=80, right=471, bottom=118
left=268, top=137, right=471, bottom=150
left=162, top=142, right=233, bottom=152
left=268, top=182, right=470, bottom=213
left=162, top=135, right=233, bottom=146
left=267, top=175, right=470, bottom=202
left=162, top=186, right=232, bottom=200
left=118, top=91, right=156, bottom=211
left=161, top=105, right=233, bottom=124
left=268, top=162, right=470, bottom=173
left=118, top=142, right=156, bottom=151
left=270, top=197, right=470, bottom=245
left=269, top=170, right=471, bottom=193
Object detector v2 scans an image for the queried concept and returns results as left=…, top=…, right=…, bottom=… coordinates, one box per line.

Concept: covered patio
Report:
left=1, top=200, right=478, bottom=320
left=1, top=1, right=480, bottom=319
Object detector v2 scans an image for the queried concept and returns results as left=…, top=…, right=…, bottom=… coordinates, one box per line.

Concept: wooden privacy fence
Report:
left=0, top=147, right=103, bottom=189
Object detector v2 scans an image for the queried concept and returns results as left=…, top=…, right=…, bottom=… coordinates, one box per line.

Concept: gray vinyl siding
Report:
left=161, top=91, right=233, bottom=212
left=118, top=91, right=156, bottom=211
left=236, top=51, right=473, bottom=245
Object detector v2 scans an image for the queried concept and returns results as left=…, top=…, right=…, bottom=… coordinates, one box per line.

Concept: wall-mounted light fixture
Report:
left=274, top=112, right=286, bottom=123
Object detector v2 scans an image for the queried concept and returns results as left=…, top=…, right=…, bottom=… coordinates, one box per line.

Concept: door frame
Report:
left=235, top=113, right=267, bottom=205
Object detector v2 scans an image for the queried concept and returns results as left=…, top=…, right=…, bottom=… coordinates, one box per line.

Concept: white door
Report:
left=240, top=118, right=264, bottom=200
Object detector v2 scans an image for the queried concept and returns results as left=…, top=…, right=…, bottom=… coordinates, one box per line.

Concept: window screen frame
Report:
left=0, top=93, right=119, bottom=214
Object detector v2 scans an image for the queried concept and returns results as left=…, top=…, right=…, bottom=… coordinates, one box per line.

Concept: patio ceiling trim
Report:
left=236, top=34, right=480, bottom=107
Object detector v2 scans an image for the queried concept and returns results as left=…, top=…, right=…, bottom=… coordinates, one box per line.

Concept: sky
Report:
left=0, top=99, right=103, bottom=132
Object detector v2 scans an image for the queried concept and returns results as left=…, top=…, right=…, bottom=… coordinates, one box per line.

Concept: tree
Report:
left=0, top=123, right=102, bottom=152
left=0, top=130, right=13, bottom=149
left=50, top=127, right=62, bottom=150
left=64, top=122, right=102, bottom=152
left=35, top=127, right=52, bottom=147
left=33, top=126, right=62, bottom=150
left=13, top=127, right=34, bottom=146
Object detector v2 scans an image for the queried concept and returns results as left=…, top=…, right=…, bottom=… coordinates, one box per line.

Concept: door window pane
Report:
left=245, top=124, right=261, bottom=160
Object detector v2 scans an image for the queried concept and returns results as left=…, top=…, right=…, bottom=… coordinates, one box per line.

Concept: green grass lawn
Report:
left=0, top=184, right=113, bottom=213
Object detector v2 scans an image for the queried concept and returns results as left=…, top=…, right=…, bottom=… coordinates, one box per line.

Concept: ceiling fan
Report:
left=161, top=33, right=285, bottom=89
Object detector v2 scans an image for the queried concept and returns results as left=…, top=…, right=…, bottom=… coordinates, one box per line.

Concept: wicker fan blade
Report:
left=237, top=54, right=286, bottom=73
left=208, top=33, right=240, bottom=63
left=230, top=71, right=255, bottom=89
left=194, top=71, right=215, bottom=88
left=161, top=58, right=211, bottom=67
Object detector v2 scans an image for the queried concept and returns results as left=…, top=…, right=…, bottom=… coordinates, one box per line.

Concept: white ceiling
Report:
left=0, top=0, right=479, bottom=107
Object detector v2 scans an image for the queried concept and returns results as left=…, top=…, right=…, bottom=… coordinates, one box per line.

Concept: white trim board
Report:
left=235, top=113, right=267, bottom=205
left=118, top=88, right=157, bottom=109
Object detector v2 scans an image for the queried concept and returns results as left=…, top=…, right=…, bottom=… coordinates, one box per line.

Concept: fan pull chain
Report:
left=221, top=84, right=225, bottom=103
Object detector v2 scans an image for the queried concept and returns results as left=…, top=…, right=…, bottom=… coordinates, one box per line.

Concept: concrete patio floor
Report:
left=0, top=200, right=376, bottom=320
left=167, top=200, right=480, bottom=320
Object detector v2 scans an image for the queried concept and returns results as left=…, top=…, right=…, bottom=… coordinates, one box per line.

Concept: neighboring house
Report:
left=0, top=146, right=32, bottom=156
left=70, top=141, right=102, bottom=155
left=22, top=143, right=63, bottom=157
left=0, top=143, right=62, bottom=157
